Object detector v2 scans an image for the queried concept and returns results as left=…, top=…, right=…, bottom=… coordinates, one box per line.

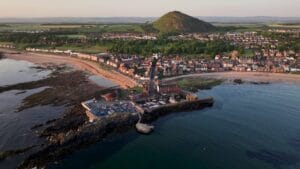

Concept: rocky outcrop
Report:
left=18, top=98, right=213, bottom=169
left=18, top=113, right=139, bottom=169
left=0, top=146, right=35, bottom=161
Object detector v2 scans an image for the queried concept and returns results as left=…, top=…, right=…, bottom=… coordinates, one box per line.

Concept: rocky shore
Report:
left=0, top=146, right=35, bottom=162
left=0, top=66, right=102, bottom=111
left=0, top=65, right=103, bottom=165
left=16, top=97, right=214, bottom=169
left=18, top=112, right=139, bottom=169
left=0, top=60, right=215, bottom=169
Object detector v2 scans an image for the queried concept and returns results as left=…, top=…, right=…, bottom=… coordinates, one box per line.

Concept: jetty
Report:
left=135, top=114, right=154, bottom=134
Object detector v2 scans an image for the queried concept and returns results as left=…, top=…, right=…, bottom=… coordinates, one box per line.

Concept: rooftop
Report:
left=82, top=100, right=139, bottom=117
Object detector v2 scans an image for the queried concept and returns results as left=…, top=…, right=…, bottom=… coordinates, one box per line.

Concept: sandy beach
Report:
left=164, top=71, right=300, bottom=85
left=2, top=48, right=300, bottom=86
left=1, top=49, right=137, bottom=88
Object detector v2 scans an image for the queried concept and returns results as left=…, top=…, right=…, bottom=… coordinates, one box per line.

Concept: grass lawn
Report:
left=269, top=24, right=300, bottom=29
left=176, top=77, right=223, bottom=92
left=55, top=44, right=110, bottom=54
left=0, top=24, right=49, bottom=32
left=0, top=41, right=14, bottom=45
left=56, top=34, right=87, bottom=39
left=0, top=24, right=145, bottom=33
left=102, top=24, right=144, bottom=33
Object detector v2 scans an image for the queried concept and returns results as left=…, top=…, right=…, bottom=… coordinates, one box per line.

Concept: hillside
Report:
left=153, top=11, right=215, bottom=33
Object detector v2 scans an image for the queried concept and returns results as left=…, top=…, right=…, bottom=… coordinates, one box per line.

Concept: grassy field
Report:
left=0, top=41, right=110, bottom=53
left=214, top=23, right=267, bottom=32
left=176, top=77, right=223, bottom=92
left=0, top=24, right=51, bottom=32
left=56, top=34, right=87, bottom=39
left=0, top=23, right=145, bottom=33
left=269, top=23, right=300, bottom=29
left=0, top=24, right=100, bottom=32
left=0, top=41, right=14, bottom=45
left=101, top=24, right=144, bottom=32
left=40, top=24, right=96, bottom=28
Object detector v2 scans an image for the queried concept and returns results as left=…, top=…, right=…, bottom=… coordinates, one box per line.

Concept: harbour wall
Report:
left=142, top=98, right=214, bottom=122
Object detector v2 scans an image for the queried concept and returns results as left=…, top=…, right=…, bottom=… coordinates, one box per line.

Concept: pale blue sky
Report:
left=0, top=0, right=299, bottom=17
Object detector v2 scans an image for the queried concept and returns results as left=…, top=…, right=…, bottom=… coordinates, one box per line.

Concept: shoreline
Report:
left=0, top=49, right=137, bottom=89
left=163, top=71, right=300, bottom=85
left=2, top=48, right=299, bottom=86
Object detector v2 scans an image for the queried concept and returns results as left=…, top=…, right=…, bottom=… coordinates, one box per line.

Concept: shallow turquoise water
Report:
left=49, top=84, right=300, bottom=169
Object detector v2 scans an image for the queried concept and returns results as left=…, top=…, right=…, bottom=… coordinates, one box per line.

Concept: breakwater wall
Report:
left=142, top=98, right=214, bottom=122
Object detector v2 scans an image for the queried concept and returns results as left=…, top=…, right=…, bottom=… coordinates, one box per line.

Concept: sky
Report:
left=0, top=0, right=299, bottom=17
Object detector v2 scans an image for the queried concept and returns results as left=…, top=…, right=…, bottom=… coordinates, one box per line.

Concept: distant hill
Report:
left=153, top=11, right=215, bottom=33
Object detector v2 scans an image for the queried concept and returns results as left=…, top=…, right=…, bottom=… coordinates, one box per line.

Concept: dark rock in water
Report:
left=31, top=119, right=60, bottom=131
left=39, top=105, right=87, bottom=138
left=0, top=146, right=35, bottom=161
left=31, top=123, right=44, bottom=130
left=45, top=118, right=59, bottom=125
left=15, top=91, right=27, bottom=95
left=233, top=79, right=244, bottom=84
left=246, top=149, right=299, bottom=169
left=250, top=81, right=270, bottom=85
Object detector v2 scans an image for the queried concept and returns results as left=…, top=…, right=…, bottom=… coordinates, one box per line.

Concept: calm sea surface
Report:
left=1, top=59, right=300, bottom=169
left=0, top=59, right=51, bottom=86
left=0, top=59, right=64, bottom=169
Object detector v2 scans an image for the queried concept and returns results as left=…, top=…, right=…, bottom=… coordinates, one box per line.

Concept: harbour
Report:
left=49, top=84, right=300, bottom=169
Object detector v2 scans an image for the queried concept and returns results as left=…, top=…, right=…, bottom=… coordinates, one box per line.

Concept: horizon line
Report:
left=1, top=16, right=300, bottom=19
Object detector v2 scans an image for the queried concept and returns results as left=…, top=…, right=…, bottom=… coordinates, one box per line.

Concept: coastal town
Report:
left=2, top=28, right=295, bottom=135
left=1, top=25, right=299, bottom=133
left=14, top=30, right=298, bottom=82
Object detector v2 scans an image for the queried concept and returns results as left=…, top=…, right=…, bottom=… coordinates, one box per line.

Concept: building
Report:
left=101, top=92, right=117, bottom=101
left=157, top=83, right=181, bottom=94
